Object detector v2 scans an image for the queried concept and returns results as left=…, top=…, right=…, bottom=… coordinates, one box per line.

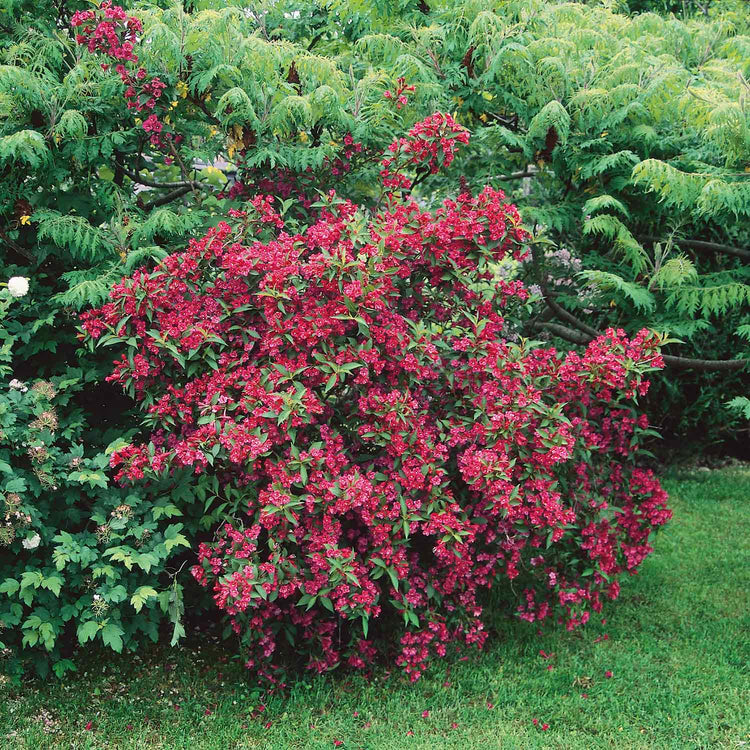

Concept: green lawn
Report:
left=1, top=466, right=748, bottom=749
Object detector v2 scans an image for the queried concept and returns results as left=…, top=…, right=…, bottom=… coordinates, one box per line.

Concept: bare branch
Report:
left=120, top=166, right=209, bottom=191
left=142, top=186, right=192, bottom=210
left=541, top=286, right=600, bottom=338
left=661, top=354, right=750, bottom=371
left=532, top=319, right=749, bottom=371
left=496, top=169, right=537, bottom=181
left=190, top=95, right=221, bottom=125
left=530, top=321, right=591, bottom=344
left=0, top=228, right=35, bottom=262
left=532, top=279, right=750, bottom=371
left=639, top=234, right=750, bottom=262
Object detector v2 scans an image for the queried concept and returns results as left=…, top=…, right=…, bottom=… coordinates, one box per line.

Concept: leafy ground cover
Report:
left=1, top=465, right=748, bottom=750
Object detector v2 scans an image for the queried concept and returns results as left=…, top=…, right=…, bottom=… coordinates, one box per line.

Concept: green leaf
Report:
left=77, top=620, right=100, bottom=644
left=0, top=130, right=49, bottom=167
left=108, top=584, right=128, bottom=603
left=20, top=571, right=44, bottom=590
left=165, top=533, right=190, bottom=553
left=578, top=270, right=656, bottom=312
left=164, top=523, right=190, bottom=552
left=131, top=585, right=158, bottom=613
left=4, top=477, right=27, bottom=493
left=52, top=658, right=77, bottom=679
left=41, top=575, right=63, bottom=597
left=0, top=578, right=19, bottom=596
left=101, top=623, right=124, bottom=653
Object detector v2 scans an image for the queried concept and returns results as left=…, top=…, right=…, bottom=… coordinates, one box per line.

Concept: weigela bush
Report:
left=83, top=115, right=671, bottom=682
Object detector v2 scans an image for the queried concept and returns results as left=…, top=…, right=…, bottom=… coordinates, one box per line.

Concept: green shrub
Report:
left=0, top=282, right=211, bottom=678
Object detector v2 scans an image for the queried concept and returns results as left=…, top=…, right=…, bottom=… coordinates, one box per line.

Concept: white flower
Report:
left=528, top=284, right=543, bottom=298
left=22, top=533, right=40, bottom=550
left=7, top=277, right=29, bottom=298
left=8, top=378, right=28, bottom=392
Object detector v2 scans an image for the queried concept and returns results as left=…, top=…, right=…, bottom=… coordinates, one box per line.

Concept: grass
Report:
left=1, top=465, right=748, bottom=749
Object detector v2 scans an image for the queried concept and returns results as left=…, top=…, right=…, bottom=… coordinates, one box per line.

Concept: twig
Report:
left=143, top=186, right=192, bottom=210
left=639, top=235, right=750, bottom=262
left=120, top=165, right=208, bottom=191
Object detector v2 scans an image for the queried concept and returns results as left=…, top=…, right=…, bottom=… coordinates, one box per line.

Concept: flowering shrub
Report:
left=6, top=277, right=29, bottom=299
left=83, top=115, right=671, bottom=682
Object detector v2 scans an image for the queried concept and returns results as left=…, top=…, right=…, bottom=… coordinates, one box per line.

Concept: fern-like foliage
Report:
left=0, top=129, right=48, bottom=167
left=665, top=273, right=750, bottom=317
left=579, top=270, right=657, bottom=312
left=651, top=255, right=698, bottom=290
left=726, top=396, right=750, bottom=420
left=52, top=269, right=119, bottom=310
left=34, top=212, right=111, bottom=262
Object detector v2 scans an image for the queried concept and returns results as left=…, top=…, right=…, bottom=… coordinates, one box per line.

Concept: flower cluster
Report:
left=5, top=277, right=29, bottom=298
left=84, top=115, right=670, bottom=682
left=71, top=2, right=141, bottom=61
left=72, top=3, right=172, bottom=148
left=380, top=112, right=470, bottom=189
left=0, top=493, right=32, bottom=547
left=327, top=133, right=364, bottom=177
left=543, top=246, right=583, bottom=288
left=221, top=133, right=366, bottom=219
left=384, top=77, right=416, bottom=109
